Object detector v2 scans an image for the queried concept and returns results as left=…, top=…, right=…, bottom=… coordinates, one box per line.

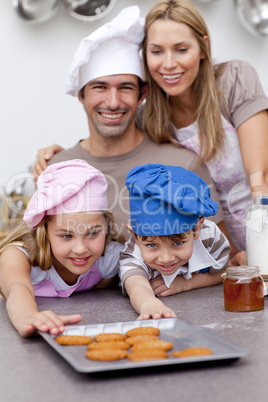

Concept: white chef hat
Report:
left=65, top=6, right=145, bottom=97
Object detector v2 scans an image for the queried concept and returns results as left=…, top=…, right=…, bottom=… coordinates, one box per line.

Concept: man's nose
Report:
left=105, top=89, right=120, bottom=109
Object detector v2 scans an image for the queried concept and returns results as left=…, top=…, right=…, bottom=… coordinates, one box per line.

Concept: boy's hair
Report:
left=0, top=212, right=125, bottom=271
left=135, top=229, right=193, bottom=243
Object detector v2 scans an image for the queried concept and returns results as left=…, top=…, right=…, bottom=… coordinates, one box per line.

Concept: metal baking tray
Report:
left=38, top=318, right=249, bottom=373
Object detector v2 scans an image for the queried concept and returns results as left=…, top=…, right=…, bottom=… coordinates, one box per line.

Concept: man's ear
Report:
left=138, top=83, right=149, bottom=106
left=193, top=217, right=205, bottom=240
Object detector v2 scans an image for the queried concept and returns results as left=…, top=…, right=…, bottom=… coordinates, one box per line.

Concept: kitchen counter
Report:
left=1, top=285, right=267, bottom=402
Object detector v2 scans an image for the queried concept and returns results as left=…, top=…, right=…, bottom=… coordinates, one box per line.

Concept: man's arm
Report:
left=32, top=144, right=64, bottom=184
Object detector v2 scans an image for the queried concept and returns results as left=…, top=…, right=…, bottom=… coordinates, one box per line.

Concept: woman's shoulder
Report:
left=215, top=59, right=268, bottom=128
left=215, top=59, right=259, bottom=90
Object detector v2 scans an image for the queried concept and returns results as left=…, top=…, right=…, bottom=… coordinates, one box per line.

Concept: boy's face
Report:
left=136, top=231, right=195, bottom=276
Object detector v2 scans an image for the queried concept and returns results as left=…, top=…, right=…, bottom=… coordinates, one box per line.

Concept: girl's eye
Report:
left=88, top=230, right=99, bottom=238
left=62, top=234, right=72, bottom=239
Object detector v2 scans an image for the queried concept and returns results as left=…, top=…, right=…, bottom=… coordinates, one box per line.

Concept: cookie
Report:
left=55, top=335, right=93, bottom=345
left=172, top=347, right=213, bottom=358
left=131, top=340, right=173, bottom=352
left=85, top=349, right=128, bottom=361
left=87, top=341, right=129, bottom=350
left=94, top=333, right=127, bottom=342
left=125, top=335, right=160, bottom=346
left=126, top=326, right=160, bottom=338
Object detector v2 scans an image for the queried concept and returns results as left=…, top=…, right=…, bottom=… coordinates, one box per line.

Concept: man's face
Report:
left=79, top=74, right=145, bottom=139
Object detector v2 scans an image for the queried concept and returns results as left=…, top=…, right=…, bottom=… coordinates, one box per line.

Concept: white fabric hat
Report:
left=65, top=6, right=145, bottom=96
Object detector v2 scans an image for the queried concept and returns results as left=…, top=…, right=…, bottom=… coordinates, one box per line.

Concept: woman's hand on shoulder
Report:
left=18, top=311, right=82, bottom=338
left=32, top=144, right=64, bottom=184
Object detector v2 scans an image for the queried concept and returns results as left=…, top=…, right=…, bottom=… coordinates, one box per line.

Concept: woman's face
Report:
left=146, top=19, right=205, bottom=99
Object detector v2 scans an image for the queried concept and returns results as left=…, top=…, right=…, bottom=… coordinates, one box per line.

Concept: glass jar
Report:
left=246, top=195, right=268, bottom=276
left=223, top=266, right=264, bottom=312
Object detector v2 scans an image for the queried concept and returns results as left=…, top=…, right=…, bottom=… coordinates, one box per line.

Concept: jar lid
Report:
left=255, top=195, right=268, bottom=205
left=226, top=266, right=260, bottom=279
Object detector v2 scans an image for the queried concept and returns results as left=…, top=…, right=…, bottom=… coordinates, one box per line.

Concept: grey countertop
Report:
left=1, top=285, right=267, bottom=402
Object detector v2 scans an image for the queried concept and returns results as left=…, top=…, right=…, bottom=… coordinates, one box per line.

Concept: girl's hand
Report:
left=17, top=311, right=82, bottom=338
left=137, top=299, right=177, bottom=320
left=150, top=276, right=185, bottom=297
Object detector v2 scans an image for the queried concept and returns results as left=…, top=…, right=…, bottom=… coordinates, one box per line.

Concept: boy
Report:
left=119, top=164, right=230, bottom=319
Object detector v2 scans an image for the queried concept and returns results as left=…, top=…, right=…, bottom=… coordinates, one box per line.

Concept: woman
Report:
left=33, top=1, right=268, bottom=251
left=140, top=0, right=268, bottom=250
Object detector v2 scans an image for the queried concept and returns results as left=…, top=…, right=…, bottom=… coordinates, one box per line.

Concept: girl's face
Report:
left=146, top=19, right=205, bottom=99
left=136, top=231, right=194, bottom=276
left=47, top=212, right=107, bottom=285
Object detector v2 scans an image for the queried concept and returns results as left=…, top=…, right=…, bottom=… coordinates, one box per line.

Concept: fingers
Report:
left=32, top=144, right=64, bottom=184
left=18, top=311, right=82, bottom=338
left=138, top=310, right=176, bottom=320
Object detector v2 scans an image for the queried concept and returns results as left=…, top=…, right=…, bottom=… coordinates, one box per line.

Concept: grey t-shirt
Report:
left=49, top=135, right=223, bottom=239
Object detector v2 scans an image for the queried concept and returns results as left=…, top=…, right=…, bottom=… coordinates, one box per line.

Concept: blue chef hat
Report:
left=125, top=164, right=218, bottom=236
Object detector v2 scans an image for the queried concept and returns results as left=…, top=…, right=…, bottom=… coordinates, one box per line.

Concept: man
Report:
left=33, top=6, right=237, bottom=260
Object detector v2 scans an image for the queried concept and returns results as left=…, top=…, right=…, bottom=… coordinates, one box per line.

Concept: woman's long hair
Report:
left=0, top=212, right=125, bottom=271
left=142, top=0, right=226, bottom=162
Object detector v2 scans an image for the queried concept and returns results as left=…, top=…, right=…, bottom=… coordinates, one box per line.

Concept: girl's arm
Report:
left=150, top=270, right=224, bottom=297
left=125, top=274, right=177, bottom=320
left=238, top=110, right=268, bottom=201
left=0, top=247, right=82, bottom=337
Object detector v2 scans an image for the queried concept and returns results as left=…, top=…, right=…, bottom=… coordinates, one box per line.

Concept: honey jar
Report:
left=223, top=266, right=264, bottom=312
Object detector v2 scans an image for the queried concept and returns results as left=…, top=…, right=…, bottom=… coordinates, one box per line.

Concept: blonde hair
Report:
left=142, top=0, right=225, bottom=162
left=0, top=212, right=125, bottom=271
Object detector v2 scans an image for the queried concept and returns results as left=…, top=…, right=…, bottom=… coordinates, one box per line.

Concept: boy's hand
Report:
left=17, top=311, right=82, bottom=338
left=138, top=299, right=177, bottom=320
left=150, top=275, right=185, bottom=297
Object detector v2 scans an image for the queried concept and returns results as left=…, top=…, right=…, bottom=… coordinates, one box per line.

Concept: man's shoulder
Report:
left=48, top=142, right=88, bottom=165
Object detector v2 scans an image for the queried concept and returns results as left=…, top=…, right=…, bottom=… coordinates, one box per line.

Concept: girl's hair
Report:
left=142, top=0, right=225, bottom=162
left=0, top=212, right=125, bottom=271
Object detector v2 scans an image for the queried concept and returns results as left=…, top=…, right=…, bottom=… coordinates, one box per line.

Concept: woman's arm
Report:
left=238, top=110, right=268, bottom=201
left=0, top=247, right=81, bottom=337
left=125, top=275, right=176, bottom=320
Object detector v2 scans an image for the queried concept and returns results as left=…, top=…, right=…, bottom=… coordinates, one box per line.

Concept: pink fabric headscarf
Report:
left=24, top=159, right=108, bottom=229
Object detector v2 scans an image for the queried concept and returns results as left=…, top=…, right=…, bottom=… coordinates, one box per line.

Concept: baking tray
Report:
left=38, top=318, right=249, bottom=373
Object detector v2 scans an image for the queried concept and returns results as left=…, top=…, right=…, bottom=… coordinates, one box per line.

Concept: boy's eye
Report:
left=174, top=241, right=183, bottom=246
left=146, top=243, right=157, bottom=249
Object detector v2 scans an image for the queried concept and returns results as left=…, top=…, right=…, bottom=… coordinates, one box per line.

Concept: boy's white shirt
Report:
left=119, top=219, right=230, bottom=290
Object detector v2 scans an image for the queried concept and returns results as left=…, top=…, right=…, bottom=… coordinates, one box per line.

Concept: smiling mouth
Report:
left=100, top=112, right=124, bottom=119
left=162, top=73, right=183, bottom=80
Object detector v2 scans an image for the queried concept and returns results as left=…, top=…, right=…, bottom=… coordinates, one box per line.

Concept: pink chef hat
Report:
left=24, top=159, right=108, bottom=230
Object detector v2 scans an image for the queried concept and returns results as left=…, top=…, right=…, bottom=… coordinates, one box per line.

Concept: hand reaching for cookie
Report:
left=17, top=311, right=82, bottom=338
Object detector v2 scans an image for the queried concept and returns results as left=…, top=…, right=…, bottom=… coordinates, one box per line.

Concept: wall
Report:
left=1, top=0, right=268, bottom=194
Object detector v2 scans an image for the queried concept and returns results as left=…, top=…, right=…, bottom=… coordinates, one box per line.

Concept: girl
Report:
left=0, top=160, right=124, bottom=337
left=141, top=0, right=268, bottom=251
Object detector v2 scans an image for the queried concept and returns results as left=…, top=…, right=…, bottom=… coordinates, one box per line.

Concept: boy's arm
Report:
left=125, top=274, right=176, bottom=320
left=0, top=247, right=81, bottom=337
left=150, top=270, right=224, bottom=297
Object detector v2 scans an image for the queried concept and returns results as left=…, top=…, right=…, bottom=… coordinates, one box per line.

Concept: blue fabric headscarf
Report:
left=125, top=164, right=218, bottom=236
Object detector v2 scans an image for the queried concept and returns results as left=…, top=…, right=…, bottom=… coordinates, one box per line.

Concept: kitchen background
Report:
left=1, top=0, right=268, bottom=204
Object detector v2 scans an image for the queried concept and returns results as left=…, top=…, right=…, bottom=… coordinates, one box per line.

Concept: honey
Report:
left=223, top=266, right=264, bottom=312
